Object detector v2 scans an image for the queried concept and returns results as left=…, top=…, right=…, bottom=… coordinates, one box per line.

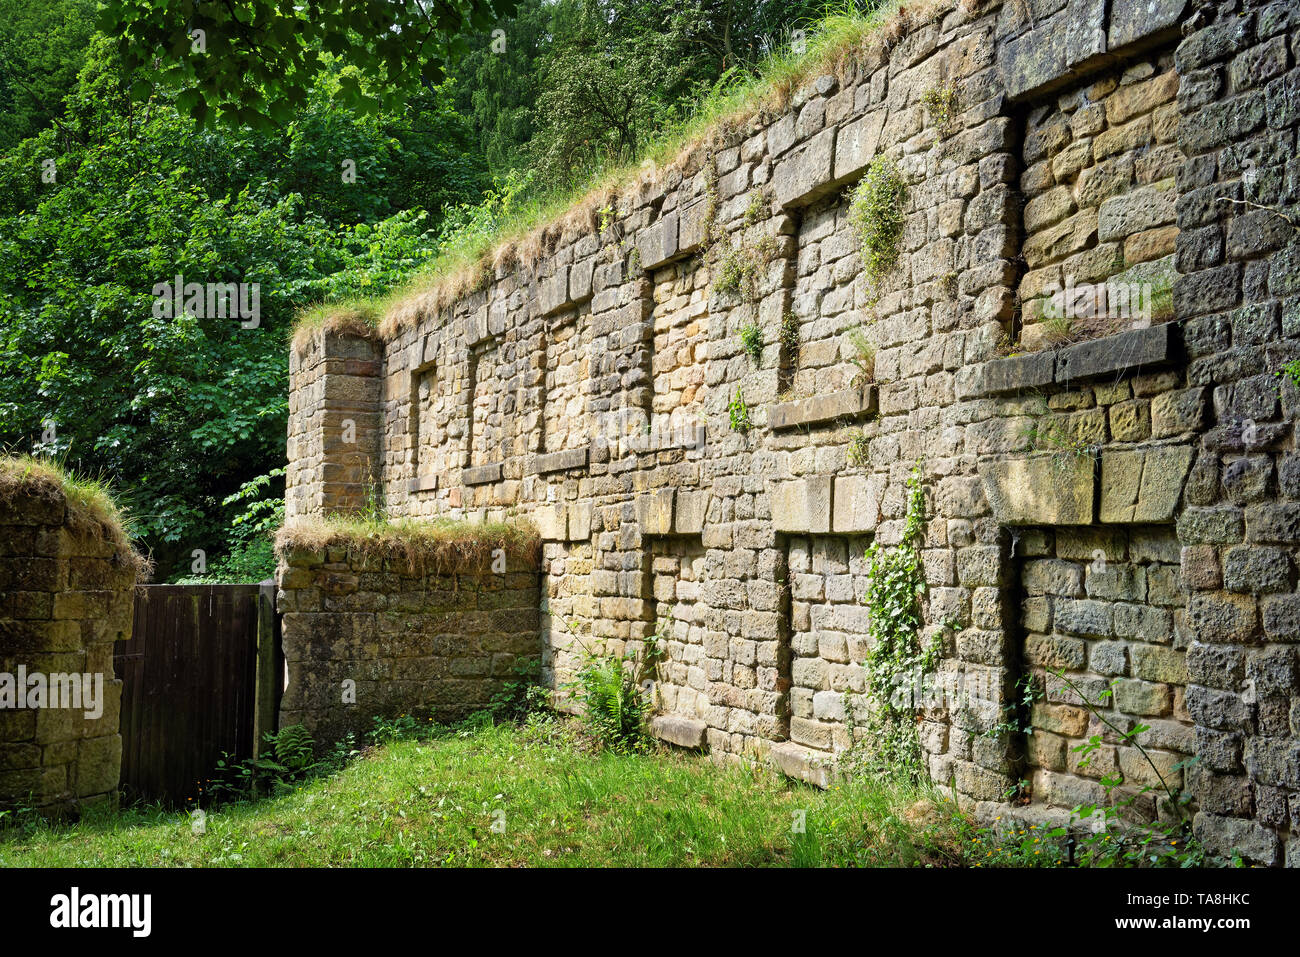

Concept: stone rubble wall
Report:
left=285, top=0, right=1300, bottom=864
left=0, top=485, right=135, bottom=815
left=276, top=547, right=540, bottom=744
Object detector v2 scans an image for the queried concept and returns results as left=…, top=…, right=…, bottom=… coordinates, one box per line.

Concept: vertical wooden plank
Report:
left=253, top=580, right=279, bottom=758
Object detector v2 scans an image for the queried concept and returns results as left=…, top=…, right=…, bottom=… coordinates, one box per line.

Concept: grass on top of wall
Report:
left=276, top=514, right=542, bottom=575
left=295, top=0, right=960, bottom=346
left=0, top=717, right=963, bottom=868
left=0, top=454, right=150, bottom=578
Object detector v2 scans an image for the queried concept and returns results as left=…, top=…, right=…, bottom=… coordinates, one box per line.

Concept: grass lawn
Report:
left=0, top=717, right=966, bottom=868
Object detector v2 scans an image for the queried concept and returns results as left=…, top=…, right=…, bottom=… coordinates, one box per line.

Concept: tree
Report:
left=99, top=0, right=519, bottom=127
left=0, top=37, right=462, bottom=577
left=0, top=0, right=98, bottom=150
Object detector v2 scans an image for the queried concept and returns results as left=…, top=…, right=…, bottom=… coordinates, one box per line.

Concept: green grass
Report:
left=0, top=453, right=148, bottom=577
left=276, top=514, right=541, bottom=575
left=0, top=719, right=964, bottom=868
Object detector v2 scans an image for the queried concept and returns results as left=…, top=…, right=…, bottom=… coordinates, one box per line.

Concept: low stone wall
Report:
left=276, top=545, right=541, bottom=745
left=0, top=475, right=138, bottom=816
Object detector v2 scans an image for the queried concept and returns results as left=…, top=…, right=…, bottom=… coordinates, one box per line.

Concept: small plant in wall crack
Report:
left=713, top=242, right=759, bottom=300
left=846, top=430, right=870, bottom=467
left=780, top=311, right=801, bottom=358
left=855, top=465, right=939, bottom=782
left=848, top=156, right=907, bottom=289
left=728, top=389, right=754, bottom=432
left=846, top=326, right=876, bottom=386
left=739, top=320, right=764, bottom=364
left=921, top=81, right=961, bottom=135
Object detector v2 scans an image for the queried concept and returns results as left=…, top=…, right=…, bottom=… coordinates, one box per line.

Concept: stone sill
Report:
left=649, top=714, right=707, bottom=749
left=770, top=742, right=834, bottom=789
left=461, top=462, right=503, bottom=486
left=406, top=475, right=437, bottom=494
left=958, top=324, right=1177, bottom=399
left=531, top=446, right=588, bottom=475
left=769, top=385, right=875, bottom=431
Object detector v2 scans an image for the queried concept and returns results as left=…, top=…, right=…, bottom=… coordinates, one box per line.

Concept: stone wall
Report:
left=276, top=545, right=540, bottom=744
left=0, top=476, right=137, bottom=816
left=286, top=0, right=1300, bottom=863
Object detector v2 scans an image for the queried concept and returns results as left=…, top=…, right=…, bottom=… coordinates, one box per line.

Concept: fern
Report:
left=273, top=724, right=315, bottom=771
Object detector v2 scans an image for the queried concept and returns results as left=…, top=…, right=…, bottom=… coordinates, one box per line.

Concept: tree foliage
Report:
left=99, top=0, right=519, bottom=127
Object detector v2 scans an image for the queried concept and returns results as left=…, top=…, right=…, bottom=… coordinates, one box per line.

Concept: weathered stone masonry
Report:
left=284, top=0, right=1300, bottom=864
left=277, top=546, right=540, bottom=746
left=0, top=482, right=135, bottom=815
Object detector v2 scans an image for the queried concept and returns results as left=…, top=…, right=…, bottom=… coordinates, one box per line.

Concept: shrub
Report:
left=848, top=156, right=907, bottom=285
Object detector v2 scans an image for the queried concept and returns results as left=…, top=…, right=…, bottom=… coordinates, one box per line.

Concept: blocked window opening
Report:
left=469, top=341, right=508, bottom=468
left=648, top=260, right=708, bottom=454
left=647, top=537, right=708, bottom=722
left=1016, top=524, right=1191, bottom=820
left=542, top=307, right=591, bottom=454
left=408, top=361, right=437, bottom=477
left=1016, top=49, right=1181, bottom=352
left=787, top=533, right=872, bottom=754
left=541, top=539, right=594, bottom=711
left=790, top=193, right=872, bottom=397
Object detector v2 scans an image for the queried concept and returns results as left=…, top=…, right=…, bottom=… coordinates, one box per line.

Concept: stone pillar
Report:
left=0, top=471, right=139, bottom=816
left=287, top=326, right=384, bottom=521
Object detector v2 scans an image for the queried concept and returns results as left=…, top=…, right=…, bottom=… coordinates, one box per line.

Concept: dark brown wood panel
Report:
left=114, top=584, right=262, bottom=805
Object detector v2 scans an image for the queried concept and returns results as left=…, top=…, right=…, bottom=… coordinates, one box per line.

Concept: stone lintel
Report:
left=769, top=385, right=875, bottom=430
left=407, top=475, right=438, bottom=494
left=979, top=453, right=1095, bottom=526
left=462, top=462, right=503, bottom=486
left=533, top=447, right=589, bottom=474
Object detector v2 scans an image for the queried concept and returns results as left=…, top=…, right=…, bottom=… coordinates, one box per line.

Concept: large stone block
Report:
left=769, top=477, right=832, bottom=533
left=1099, top=444, right=1193, bottom=523
left=832, top=111, right=885, bottom=183
left=774, top=129, right=836, bottom=209
left=636, top=214, right=679, bottom=271
left=770, top=741, right=833, bottom=788
left=566, top=501, right=593, bottom=542
left=1108, top=0, right=1186, bottom=50
left=636, top=489, right=675, bottom=535
left=534, top=504, right=566, bottom=542
left=462, top=463, right=503, bottom=486
left=674, top=489, right=709, bottom=535
left=832, top=474, right=885, bottom=533
left=1054, top=323, right=1176, bottom=383
left=649, top=714, right=707, bottom=749
left=538, top=265, right=570, bottom=316
left=769, top=386, right=874, bottom=430
left=979, top=454, right=1095, bottom=525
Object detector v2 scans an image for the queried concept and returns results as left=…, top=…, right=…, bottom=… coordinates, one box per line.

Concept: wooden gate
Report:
left=113, top=582, right=281, bottom=805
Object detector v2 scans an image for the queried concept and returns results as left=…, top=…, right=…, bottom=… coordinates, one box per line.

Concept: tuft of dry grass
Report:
left=0, top=455, right=150, bottom=579
left=276, top=514, right=541, bottom=577
left=293, top=0, right=957, bottom=346
left=290, top=301, right=383, bottom=354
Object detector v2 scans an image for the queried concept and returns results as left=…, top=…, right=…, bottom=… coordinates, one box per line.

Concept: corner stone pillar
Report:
left=287, top=327, right=384, bottom=520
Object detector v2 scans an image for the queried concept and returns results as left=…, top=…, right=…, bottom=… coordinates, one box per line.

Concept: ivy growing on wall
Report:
left=857, top=465, right=939, bottom=782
